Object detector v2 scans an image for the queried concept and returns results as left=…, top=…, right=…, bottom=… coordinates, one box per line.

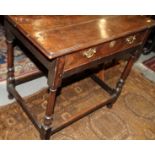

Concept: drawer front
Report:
left=64, top=31, right=146, bottom=72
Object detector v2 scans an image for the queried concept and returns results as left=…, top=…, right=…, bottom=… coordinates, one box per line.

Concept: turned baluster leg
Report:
left=6, top=32, right=15, bottom=99
left=107, top=30, right=151, bottom=109
left=116, top=55, right=136, bottom=92
left=41, top=58, right=65, bottom=140
left=107, top=52, right=138, bottom=108
left=41, top=89, right=57, bottom=140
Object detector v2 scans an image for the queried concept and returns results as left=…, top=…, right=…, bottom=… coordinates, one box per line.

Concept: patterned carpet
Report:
left=0, top=65, right=155, bottom=140
left=0, top=24, right=38, bottom=83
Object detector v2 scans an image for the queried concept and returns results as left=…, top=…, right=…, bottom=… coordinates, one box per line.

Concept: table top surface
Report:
left=7, top=15, right=155, bottom=59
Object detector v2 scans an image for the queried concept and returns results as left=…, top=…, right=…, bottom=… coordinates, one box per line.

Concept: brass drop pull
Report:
left=83, top=48, right=96, bottom=58
left=126, top=35, right=136, bottom=44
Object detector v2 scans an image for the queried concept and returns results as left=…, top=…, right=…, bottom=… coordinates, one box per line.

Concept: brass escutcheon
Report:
left=109, top=41, right=116, bottom=48
left=126, top=35, right=136, bottom=44
left=146, top=19, right=152, bottom=23
left=83, top=48, right=96, bottom=58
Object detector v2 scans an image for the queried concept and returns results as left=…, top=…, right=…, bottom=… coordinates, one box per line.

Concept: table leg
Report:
left=41, top=58, right=65, bottom=140
left=6, top=32, right=15, bottom=99
left=41, top=89, right=57, bottom=140
left=107, top=52, right=138, bottom=108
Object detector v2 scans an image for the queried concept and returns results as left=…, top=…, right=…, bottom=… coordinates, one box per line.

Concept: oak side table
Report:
left=4, top=16, right=155, bottom=139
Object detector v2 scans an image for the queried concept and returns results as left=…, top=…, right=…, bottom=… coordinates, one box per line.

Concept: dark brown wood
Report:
left=15, top=71, right=43, bottom=86
left=63, top=46, right=140, bottom=78
left=51, top=94, right=117, bottom=135
left=91, top=74, right=115, bottom=95
left=6, top=27, right=15, bottom=99
left=4, top=16, right=155, bottom=140
left=6, top=16, right=155, bottom=59
left=64, top=30, right=146, bottom=72
left=8, top=84, right=42, bottom=132
left=42, top=57, right=65, bottom=139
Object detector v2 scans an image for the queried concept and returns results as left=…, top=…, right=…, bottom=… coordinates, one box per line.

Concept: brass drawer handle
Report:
left=126, top=35, right=136, bottom=44
left=83, top=48, right=96, bottom=58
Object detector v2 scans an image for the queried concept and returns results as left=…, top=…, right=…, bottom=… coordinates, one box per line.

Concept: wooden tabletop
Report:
left=7, top=15, right=155, bottom=59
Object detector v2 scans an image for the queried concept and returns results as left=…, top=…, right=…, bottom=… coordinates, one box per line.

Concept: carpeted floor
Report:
left=0, top=65, right=155, bottom=140
left=0, top=24, right=38, bottom=83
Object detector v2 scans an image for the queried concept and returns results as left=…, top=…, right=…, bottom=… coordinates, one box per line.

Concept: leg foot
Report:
left=40, top=126, right=52, bottom=140
left=8, top=93, right=14, bottom=100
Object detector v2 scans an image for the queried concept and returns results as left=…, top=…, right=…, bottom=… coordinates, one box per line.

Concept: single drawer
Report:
left=64, top=31, right=146, bottom=72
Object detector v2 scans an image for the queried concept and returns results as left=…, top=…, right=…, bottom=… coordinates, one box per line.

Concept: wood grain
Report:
left=6, top=16, right=155, bottom=59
